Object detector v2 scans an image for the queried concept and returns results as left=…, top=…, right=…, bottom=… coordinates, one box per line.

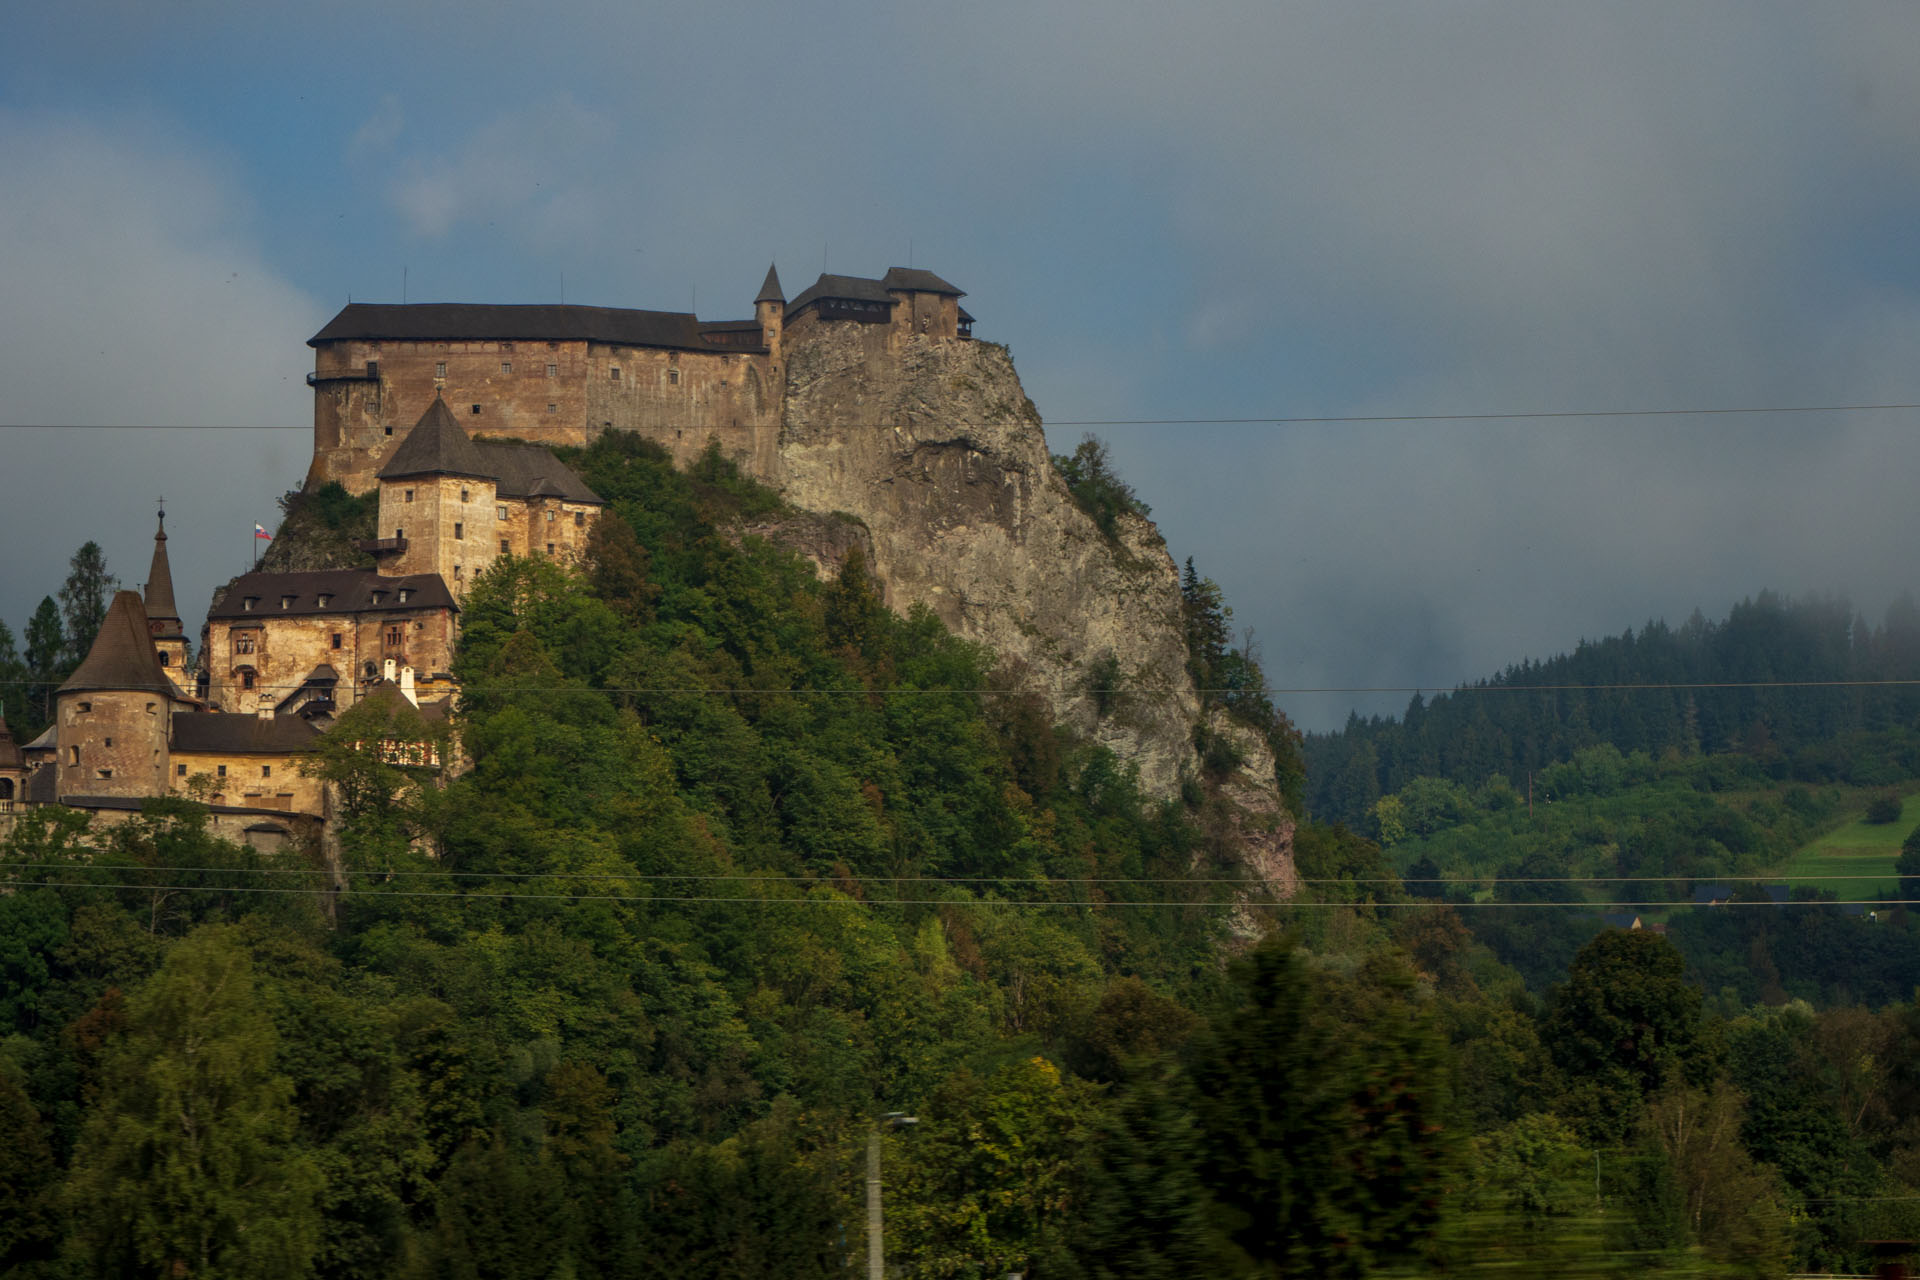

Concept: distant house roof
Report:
left=170, top=712, right=324, bottom=755
left=1691, top=884, right=1734, bottom=906
left=378, top=397, right=495, bottom=480
left=1601, top=912, right=1642, bottom=931
left=60, top=591, right=177, bottom=697
left=310, top=303, right=764, bottom=354
left=880, top=267, right=964, bottom=296
left=208, top=569, right=456, bottom=621
left=787, top=273, right=898, bottom=312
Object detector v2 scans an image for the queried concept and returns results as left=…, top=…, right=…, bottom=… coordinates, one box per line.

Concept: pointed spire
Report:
left=59, top=591, right=174, bottom=697
left=377, top=396, right=492, bottom=480
left=144, top=507, right=181, bottom=633
left=755, top=262, right=785, bottom=305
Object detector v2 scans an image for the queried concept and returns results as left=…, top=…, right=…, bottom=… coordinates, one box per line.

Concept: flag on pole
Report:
left=254, top=524, right=272, bottom=540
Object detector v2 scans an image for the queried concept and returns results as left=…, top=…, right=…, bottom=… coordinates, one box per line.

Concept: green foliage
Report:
left=1052, top=433, right=1149, bottom=539
left=59, top=540, right=115, bottom=667
left=1867, top=792, right=1904, bottom=824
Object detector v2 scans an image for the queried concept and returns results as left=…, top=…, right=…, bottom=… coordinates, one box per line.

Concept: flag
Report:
left=254, top=524, right=272, bottom=540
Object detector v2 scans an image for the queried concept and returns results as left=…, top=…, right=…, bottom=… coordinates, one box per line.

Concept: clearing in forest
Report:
left=1777, top=793, right=1913, bottom=899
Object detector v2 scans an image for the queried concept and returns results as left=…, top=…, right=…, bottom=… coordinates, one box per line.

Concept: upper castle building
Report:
left=305, top=265, right=969, bottom=493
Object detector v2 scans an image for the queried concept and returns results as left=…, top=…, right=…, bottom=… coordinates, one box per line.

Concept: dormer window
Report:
left=242, top=598, right=255, bottom=611
left=317, top=594, right=331, bottom=608
left=398, top=589, right=411, bottom=603
left=371, top=590, right=386, bottom=605
left=281, top=596, right=294, bottom=610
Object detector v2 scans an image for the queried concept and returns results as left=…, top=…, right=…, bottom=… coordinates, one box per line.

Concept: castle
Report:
left=4, top=263, right=974, bottom=846
left=306, top=265, right=969, bottom=492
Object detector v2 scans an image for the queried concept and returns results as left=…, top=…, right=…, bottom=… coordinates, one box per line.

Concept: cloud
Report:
left=0, top=110, right=322, bottom=640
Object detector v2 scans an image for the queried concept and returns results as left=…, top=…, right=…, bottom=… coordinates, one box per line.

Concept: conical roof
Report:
left=144, top=510, right=182, bottom=633
left=59, top=590, right=175, bottom=697
left=377, top=396, right=493, bottom=481
left=755, top=263, right=785, bottom=305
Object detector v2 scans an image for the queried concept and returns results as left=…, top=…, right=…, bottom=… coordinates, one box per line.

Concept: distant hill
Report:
left=1306, top=591, right=1920, bottom=826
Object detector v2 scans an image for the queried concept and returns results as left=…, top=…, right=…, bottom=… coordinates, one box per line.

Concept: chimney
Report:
left=399, top=666, right=418, bottom=707
left=257, top=704, right=275, bottom=721
left=383, top=658, right=397, bottom=683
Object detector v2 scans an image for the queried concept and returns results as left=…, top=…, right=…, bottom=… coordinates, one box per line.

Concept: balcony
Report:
left=357, top=536, right=407, bottom=556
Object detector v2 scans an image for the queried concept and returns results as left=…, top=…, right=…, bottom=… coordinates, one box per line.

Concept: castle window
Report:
left=386, top=626, right=403, bottom=648
left=159, top=652, right=170, bottom=665
left=574, top=511, right=585, bottom=527
left=234, top=634, right=255, bottom=655
left=176, top=764, right=186, bottom=777
left=546, top=363, right=557, bottom=378
left=435, top=361, right=447, bottom=378
left=669, top=368, right=680, bottom=386
left=548, top=341, right=558, bottom=350
left=398, top=589, right=411, bottom=603
left=104, top=737, right=113, bottom=748
left=460, top=488, right=470, bottom=503
left=499, top=539, right=510, bottom=554
left=547, top=403, right=557, bottom=414
left=262, top=765, right=271, bottom=778
left=78, top=702, right=90, bottom=713
left=146, top=702, right=155, bottom=713
left=97, top=768, right=111, bottom=780
left=454, top=564, right=463, bottom=578
left=317, top=594, right=331, bottom=608
left=454, top=522, right=464, bottom=540
left=404, top=489, right=414, bottom=503
left=471, top=404, right=481, bottom=415
left=610, top=367, right=621, bottom=381
left=241, top=598, right=253, bottom=611
left=371, top=590, right=386, bottom=604
left=331, top=632, right=343, bottom=649
left=546, top=543, right=555, bottom=556
left=281, top=596, right=293, bottom=610
left=497, top=505, right=508, bottom=520
left=546, top=510, right=556, bottom=522
left=393, top=528, right=402, bottom=542
left=241, top=670, right=255, bottom=690
left=367, top=360, right=379, bottom=378
left=217, top=765, right=227, bottom=778
left=385, top=426, right=393, bottom=436
left=500, top=361, right=511, bottom=374
left=68, top=747, right=79, bottom=765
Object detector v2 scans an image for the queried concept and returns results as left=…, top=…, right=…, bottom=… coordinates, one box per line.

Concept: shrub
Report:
left=1866, top=794, right=1903, bottom=825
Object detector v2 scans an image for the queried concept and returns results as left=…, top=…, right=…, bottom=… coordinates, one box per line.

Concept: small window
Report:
left=610, top=366, right=621, bottom=381
left=234, top=634, right=255, bottom=655
left=546, top=363, right=557, bottom=378
left=384, top=425, right=394, bottom=437
left=331, top=632, right=343, bottom=650
left=548, top=341, right=558, bottom=350
left=497, top=505, right=508, bottom=520
left=281, top=596, right=293, bottom=610
left=470, top=404, right=481, bottom=415
left=158, top=651, right=171, bottom=666
left=68, top=747, right=79, bottom=766
left=404, top=488, right=414, bottom=503
left=97, top=768, right=112, bottom=779
left=669, top=368, right=680, bottom=386
left=435, top=361, right=447, bottom=378
left=574, top=511, right=585, bottom=527
left=393, top=528, right=402, bottom=542
left=104, top=737, right=113, bottom=748
left=547, top=402, right=557, bottom=414
left=262, top=765, right=271, bottom=778
left=78, top=701, right=90, bottom=712
left=500, top=361, right=512, bottom=374
left=367, top=360, right=379, bottom=378
left=454, top=564, right=463, bottom=578
left=241, top=599, right=252, bottom=611
left=460, top=488, right=470, bottom=503
left=398, top=589, right=411, bottom=603
left=241, top=671, right=255, bottom=690
left=176, top=764, right=187, bottom=777
left=499, top=538, right=510, bottom=554
left=546, top=510, right=556, bottom=522
left=546, top=543, right=555, bottom=556
left=217, top=764, right=227, bottom=778
left=146, top=702, right=155, bottom=713
left=454, top=522, right=463, bottom=540
left=386, top=626, right=403, bottom=647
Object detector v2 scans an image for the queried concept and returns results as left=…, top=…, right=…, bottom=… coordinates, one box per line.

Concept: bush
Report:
left=1866, top=794, right=1903, bottom=825
left=1053, top=434, right=1149, bottom=539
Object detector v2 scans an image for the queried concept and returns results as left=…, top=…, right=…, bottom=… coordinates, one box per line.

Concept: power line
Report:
left=8, top=401, right=1920, bottom=431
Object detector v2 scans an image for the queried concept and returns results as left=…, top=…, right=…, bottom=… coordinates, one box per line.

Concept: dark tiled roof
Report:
left=881, top=267, right=964, bottom=297
left=61, top=591, right=176, bottom=697
left=27, top=766, right=56, bottom=804
left=755, top=264, right=785, bottom=304
left=358, top=679, right=454, bottom=724
left=208, top=569, right=456, bottom=621
left=170, top=712, right=323, bottom=754
left=23, top=725, right=54, bottom=752
left=145, top=514, right=181, bottom=626
left=378, top=398, right=494, bottom=480
left=472, top=441, right=603, bottom=504
left=787, top=273, right=898, bottom=313
left=310, top=303, right=738, bottom=353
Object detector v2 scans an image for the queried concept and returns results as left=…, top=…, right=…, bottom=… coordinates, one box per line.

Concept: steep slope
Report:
left=774, top=325, right=1203, bottom=799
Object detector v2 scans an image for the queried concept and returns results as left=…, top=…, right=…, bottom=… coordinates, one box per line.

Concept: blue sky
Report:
left=7, top=2, right=1920, bottom=732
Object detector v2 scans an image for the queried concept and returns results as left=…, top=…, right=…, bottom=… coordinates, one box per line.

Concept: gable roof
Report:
left=208, top=569, right=456, bottom=621
left=310, top=303, right=759, bottom=354
left=170, top=712, right=324, bottom=755
left=378, top=398, right=495, bottom=480
left=472, top=441, right=603, bottom=504
left=880, top=267, right=964, bottom=296
left=787, top=273, right=897, bottom=313
left=60, top=591, right=176, bottom=697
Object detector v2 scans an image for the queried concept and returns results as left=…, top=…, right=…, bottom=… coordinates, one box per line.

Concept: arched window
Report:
left=0, top=778, right=14, bottom=800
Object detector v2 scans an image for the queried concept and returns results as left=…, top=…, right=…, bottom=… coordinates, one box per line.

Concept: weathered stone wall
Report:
left=775, top=326, right=1204, bottom=797
left=56, top=690, right=171, bottom=799
left=170, top=748, right=324, bottom=815
left=205, top=609, right=457, bottom=716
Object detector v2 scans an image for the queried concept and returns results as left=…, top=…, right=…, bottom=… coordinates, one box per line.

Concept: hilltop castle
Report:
left=305, top=265, right=969, bottom=492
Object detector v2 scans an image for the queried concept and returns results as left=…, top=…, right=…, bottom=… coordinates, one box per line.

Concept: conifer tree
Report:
left=58, top=541, right=115, bottom=667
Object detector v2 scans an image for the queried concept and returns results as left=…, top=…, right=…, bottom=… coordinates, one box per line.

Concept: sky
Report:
left=5, top=2, right=1920, bottom=732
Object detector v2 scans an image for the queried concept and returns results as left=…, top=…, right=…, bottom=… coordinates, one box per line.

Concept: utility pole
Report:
left=868, top=1112, right=916, bottom=1280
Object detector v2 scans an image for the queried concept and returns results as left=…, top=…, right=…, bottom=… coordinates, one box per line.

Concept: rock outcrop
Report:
left=770, top=325, right=1204, bottom=798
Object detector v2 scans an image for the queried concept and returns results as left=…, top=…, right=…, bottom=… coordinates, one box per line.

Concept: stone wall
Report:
left=206, top=609, right=457, bottom=715
left=170, top=749, right=324, bottom=816
left=55, top=690, right=172, bottom=799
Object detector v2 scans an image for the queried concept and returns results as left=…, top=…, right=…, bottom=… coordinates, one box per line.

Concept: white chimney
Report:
left=383, top=658, right=397, bottom=683
left=399, top=666, right=418, bottom=707
left=257, top=704, right=275, bottom=721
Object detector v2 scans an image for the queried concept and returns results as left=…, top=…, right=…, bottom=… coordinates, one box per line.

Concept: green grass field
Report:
left=1777, top=793, right=1915, bottom=898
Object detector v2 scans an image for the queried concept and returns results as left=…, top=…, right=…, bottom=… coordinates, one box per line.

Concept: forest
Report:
left=6, top=438, right=1920, bottom=1277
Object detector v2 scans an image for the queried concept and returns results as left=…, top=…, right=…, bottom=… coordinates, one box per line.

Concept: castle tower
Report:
left=55, top=591, right=175, bottom=801
left=374, top=395, right=498, bottom=595
left=755, top=263, right=785, bottom=364
left=143, top=508, right=190, bottom=684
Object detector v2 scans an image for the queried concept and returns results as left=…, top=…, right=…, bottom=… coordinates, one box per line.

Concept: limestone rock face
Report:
left=772, top=326, right=1204, bottom=798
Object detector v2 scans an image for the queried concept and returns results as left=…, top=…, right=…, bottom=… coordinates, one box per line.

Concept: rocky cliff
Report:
left=771, top=325, right=1206, bottom=800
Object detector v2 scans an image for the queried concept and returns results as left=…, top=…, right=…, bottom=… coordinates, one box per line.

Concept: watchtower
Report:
left=55, top=591, right=175, bottom=801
